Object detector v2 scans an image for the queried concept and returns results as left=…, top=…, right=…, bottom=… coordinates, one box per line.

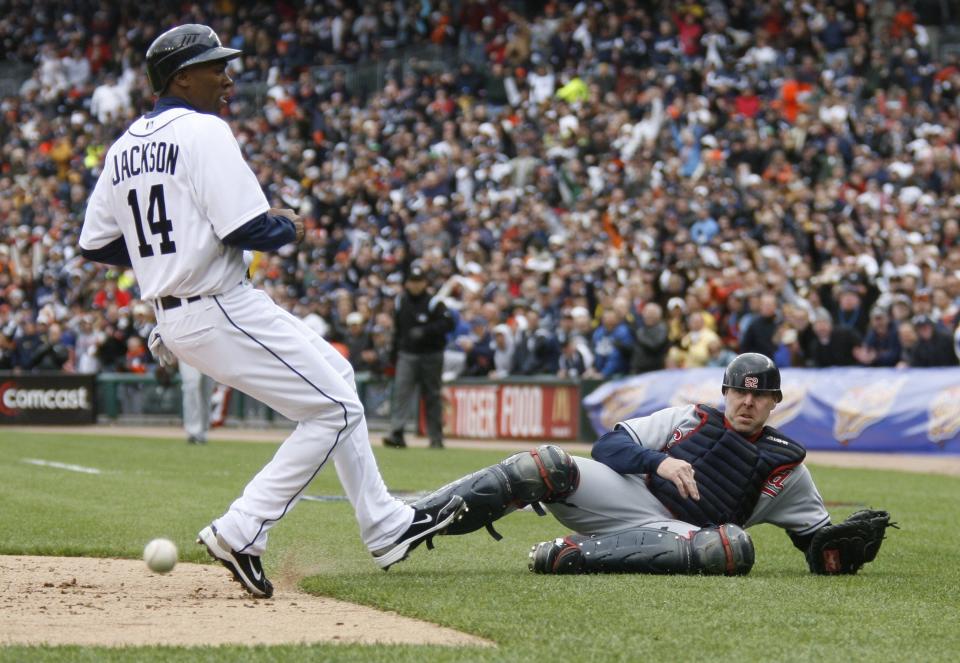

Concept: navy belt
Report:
left=158, top=295, right=201, bottom=310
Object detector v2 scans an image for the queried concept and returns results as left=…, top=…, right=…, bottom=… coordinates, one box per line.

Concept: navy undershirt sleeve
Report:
left=222, top=213, right=296, bottom=251
left=81, top=237, right=132, bottom=267
left=591, top=428, right=670, bottom=475
left=788, top=526, right=829, bottom=553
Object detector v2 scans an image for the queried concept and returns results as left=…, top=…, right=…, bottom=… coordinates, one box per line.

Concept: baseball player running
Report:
left=411, top=353, right=893, bottom=575
left=79, top=24, right=464, bottom=598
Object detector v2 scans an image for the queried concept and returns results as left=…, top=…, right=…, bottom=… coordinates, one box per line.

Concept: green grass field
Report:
left=1, top=430, right=958, bottom=662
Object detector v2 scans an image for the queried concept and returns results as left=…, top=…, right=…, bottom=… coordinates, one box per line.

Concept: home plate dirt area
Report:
left=0, top=555, right=493, bottom=648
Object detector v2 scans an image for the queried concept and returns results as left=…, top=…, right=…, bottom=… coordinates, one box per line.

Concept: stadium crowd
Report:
left=1, top=0, right=960, bottom=388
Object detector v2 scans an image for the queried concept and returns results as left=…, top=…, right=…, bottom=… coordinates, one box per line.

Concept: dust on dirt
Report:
left=0, top=555, right=494, bottom=648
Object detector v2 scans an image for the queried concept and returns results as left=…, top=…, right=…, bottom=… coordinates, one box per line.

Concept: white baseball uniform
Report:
left=80, top=101, right=414, bottom=555
left=179, top=360, right=212, bottom=442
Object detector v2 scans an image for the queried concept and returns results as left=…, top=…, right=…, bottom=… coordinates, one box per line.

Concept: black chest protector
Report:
left=649, top=405, right=806, bottom=527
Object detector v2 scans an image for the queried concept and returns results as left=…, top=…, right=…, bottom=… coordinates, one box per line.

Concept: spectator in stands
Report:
left=461, top=317, right=495, bottom=377
left=720, top=290, right=748, bottom=348
left=25, top=322, right=71, bottom=371
left=0, top=323, right=17, bottom=371
left=889, top=295, right=914, bottom=325
left=854, top=306, right=902, bottom=367
left=343, top=312, right=376, bottom=375
left=807, top=308, right=862, bottom=367
left=910, top=315, right=960, bottom=367
left=13, top=318, right=43, bottom=372
left=0, top=0, right=958, bottom=410
left=739, top=292, right=779, bottom=359
left=705, top=337, right=737, bottom=368
left=896, top=320, right=920, bottom=368
left=830, top=282, right=872, bottom=336
left=92, top=279, right=131, bottom=311
left=124, top=336, right=150, bottom=375
left=491, top=323, right=515, bottom=379
left=591, top=309, right=633, bottom=380
left=512, top=309, right=560, bottom=375
left=367, top=324, right=393, bottom=379
left=557, top=332, right=590, bottom=379
left=94, top=310, right=130, bottom=372
left=678, top=311, right=721, bottom=368
left=631, top=302, right=669, bottom=374
left=772, top=327, right=806, bottom=368
left=664, top=298, right=688, bottom=348
left=89, top=69, right=131, bottom=125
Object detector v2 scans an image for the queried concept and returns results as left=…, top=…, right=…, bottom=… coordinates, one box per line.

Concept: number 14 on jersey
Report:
left=128, top=184, right=176, bottom=257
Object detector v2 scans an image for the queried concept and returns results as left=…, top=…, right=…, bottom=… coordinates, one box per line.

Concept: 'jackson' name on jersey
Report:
left=111, top=141, right=180, bottom=185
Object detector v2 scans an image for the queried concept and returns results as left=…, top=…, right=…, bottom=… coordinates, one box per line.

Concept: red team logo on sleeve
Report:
left=761, top=468, right=793, bottom=497
left=664, top=427, right=683, bottom=451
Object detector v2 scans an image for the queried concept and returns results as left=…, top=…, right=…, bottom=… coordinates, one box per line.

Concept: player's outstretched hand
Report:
left=657, top=457, right=700, bottom=501
left=270, top=207, right=305, bottom=243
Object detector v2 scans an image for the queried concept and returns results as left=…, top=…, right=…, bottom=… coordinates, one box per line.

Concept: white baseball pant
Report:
left=179, top=360, right=212, bottom=441
left=156, top=282, right=414, bottom=555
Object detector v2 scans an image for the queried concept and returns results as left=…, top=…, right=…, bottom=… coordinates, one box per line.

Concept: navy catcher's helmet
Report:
left=722, top=353, right=782, bottom=402
left=146, top=24, right=241, bottom=93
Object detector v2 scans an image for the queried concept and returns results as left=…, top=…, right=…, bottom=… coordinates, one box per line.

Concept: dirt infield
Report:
left=0, top=555, right=494, bottom=648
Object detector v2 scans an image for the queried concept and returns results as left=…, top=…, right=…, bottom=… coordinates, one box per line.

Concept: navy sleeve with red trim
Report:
left=592, top=428, right=669, bottom=475
left=787, top=526, right=827, bottom=552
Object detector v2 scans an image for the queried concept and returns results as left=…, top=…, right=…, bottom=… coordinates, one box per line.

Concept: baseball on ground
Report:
left=143, top=538, right=178, bottom=574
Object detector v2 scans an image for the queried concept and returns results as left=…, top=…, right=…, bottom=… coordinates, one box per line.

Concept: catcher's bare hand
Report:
left=657, top=457, right=700, bottom=501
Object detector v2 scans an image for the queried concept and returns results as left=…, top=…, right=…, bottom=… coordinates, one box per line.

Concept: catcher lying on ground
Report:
left=412, top=353, right=895, bottom=575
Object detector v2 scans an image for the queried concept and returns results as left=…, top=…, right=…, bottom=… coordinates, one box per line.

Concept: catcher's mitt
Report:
left=806, top=509, right=896, bottom=575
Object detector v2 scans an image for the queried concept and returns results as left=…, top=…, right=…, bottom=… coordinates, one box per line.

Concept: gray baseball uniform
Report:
left=547, top=404, right=830, bottom=538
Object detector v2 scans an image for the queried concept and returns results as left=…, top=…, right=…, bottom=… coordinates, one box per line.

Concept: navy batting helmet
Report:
left=146, top=24, right=241, bottom=93
left=721, top=353, right=782, bottom=402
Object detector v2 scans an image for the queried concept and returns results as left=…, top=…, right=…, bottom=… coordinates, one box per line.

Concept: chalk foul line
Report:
left=21, top=458, right=102, bottom=475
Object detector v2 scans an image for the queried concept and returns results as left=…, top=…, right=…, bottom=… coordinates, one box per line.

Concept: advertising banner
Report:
left=583, top=367, right=960, bottom=454
left=0, top=373, right=97, bottom=425
left=440, top=382, right=580, bottom=440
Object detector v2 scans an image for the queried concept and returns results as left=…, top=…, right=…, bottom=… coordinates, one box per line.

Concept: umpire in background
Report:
left=384, top=265, right=455, bottom=449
